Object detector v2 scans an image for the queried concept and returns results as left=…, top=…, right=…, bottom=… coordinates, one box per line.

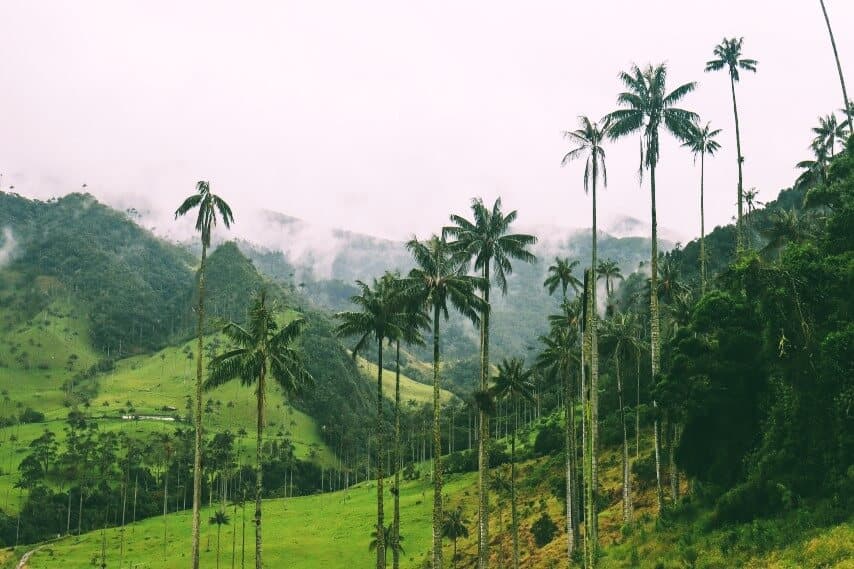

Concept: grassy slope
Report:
left=354, top=355, right=455, bottom=406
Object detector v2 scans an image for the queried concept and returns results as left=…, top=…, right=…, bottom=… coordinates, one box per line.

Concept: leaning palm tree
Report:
left=405, top=235, right=485, bottom=569
left=491, top=358, right=534, bottom=569
left=443, top=198, right=536, bottom=569
left=607, top=62, right=697, bottom=514
left=442, top=508, right=470, bottom=569
left=209, top=510, right=231, bottom=569
left=819, top=0, right=852, bottom=136
left=682, top=121, right=722, bottom=291
left=601, top=313, right=641, bottom=523
left=335, top=276, right=408, bottom=569
left=205, top=290, right=313, bottom=569
left=382, top=274, right=429, bottom=569
left=174, top=180, right=234, bottom=569
left=544, top=257, right=582, bottom=303
left=705, top=38, right=758, bottom=251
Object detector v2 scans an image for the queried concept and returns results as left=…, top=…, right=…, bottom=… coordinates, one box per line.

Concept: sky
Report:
left=1, top=0, right=852, bottom=243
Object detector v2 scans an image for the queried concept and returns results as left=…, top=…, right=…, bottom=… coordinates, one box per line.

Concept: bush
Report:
left=714, top=478, right=793, bottom=524
left=533, top=421, right=563, bottom=456
left=530, top=512, right=558, bottom=547
left=19, top=407, right=45, bottom=423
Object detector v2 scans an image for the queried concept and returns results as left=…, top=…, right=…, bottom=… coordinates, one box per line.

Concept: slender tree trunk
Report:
left=729, top=75, right=745, bottom=251
left=217, top=525, right=222, bottom=569
left=820, top=0, right=853, bottom=135
left=478, top=266, right=492, bottom=569
left=700, top=150, right=707, bottom=293
left=649, top=162, right=665, bottom=514
left=635, top=347, right=641, bottom=461
left=564, top=362, right=576, bottom=559
left=669, top=422, right=680, bottom=502
left=66, top=488, right=72, bottom=536
left=616, top=352, right=632, bottom=523
left=582, top=272, right=595, bottom=569
left=163, top=465, right=169, bottom=555
left=590, top=164, right=600, bottom=552
left=78, top=488, right=84, bottom=537
left=254, top=369, right=266, bottom=569
left=232, top=501, right=237, bottom=569
left=432, top=304, right=444, bottom=569
left=376, top=338, right=386, bottom=569
left=453, top=537, right=458, bottom=569
left=192, top=244, right=207, bottom=569
left=393, top=340, right=402, bottom=569
left=510, top=401, right=520, bottom=569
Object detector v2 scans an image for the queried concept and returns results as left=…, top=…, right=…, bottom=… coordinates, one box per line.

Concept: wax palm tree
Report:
left=812, top=114, right=846, bottom=158
left=544, top=257, right=583, bottom=302
left=205, top=290, right=312, bottom=569
left=596, top=259, right=624, bottom=296
left=209, top=510, right=231, bottom=569
left=682, top=121, right=722, bottom=290
left=405, top=235, right=485, bottom=569
left=174, top=180, right=234, bottom=569
left=382, top=273, right=429, bottom=569
left=761, top=209, right=806, bottom=256
left=490, top=358, right=534, bottom=569
left=607, top=62, right=697, bottom=514
left=369, top=524, right=405, bottom=566
left=705, top=38, right=758, bottom=251
left=602, top=313, right=641, bottom=523
left=819, top=0, right=852, bottom=136
left=335, top=276, right=409, bottom=569
left=443, top=198, right=536, bottom=569
left=537, top=303, right=581, bottom=558
left=795, top=142, right=831, bottom=191
left=442, top=508, right=470, bottom=569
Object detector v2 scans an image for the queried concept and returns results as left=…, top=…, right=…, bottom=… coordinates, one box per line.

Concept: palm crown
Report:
left=205, top=290, right=313, bottom=398
left=562, top=116, right=610, bottom=193
left=544, top=257, right=583, bottom=300
left=812, top=114, right=846, bottom=157
left=441, top=509, right=469, bottom=540
left=705, top=37, right=758, bottom=82
left=491, top=357, right=535, bottom=404
left=443, top=197, right=537, bottom=294
left=174, top=180, right=234, bottom=248
left=606, top=63, right=698, bottom=171
left=682, top=121, right=722, bottom=159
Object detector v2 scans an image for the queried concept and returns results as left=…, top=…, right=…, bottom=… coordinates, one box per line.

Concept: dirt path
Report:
left=15, top=547, right=41, bottom=569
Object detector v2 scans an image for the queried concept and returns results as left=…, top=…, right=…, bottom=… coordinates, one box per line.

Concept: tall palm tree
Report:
left=595, top=259, right=624, bottom=296
left=795, top=142, right=831, bottom=191
left=209, top=510, right=231, bottom=569
left=537, top=301, right=581, bottom=559
left=444, top=198, right=536, bottom=569
left=174, top=180, right=234, bottom=569
left=561, top=115, right=609, bottom=553
left=682, top=121, right=722, bottom=291
left=206, top=290, right=313, bottom=569
left=602, top=313, right=641, bottom=523
left=607, top=62, right=697, bottom=514
left=382, top=273, right=429, bottom=569
left=490, top=358, right=534, bottom=569
left=705, top=38, right=758, bottom=251
left=819, top=0, right=852, bottom=136
left=812, top=114, right=846, bottom=158
left=441, top=508, right=470, bottom=569
left=405, top=235, right=485, bottom=569
left=544, top=257, right=583, bottom=303
left=335, top=276, right=408, bottom=569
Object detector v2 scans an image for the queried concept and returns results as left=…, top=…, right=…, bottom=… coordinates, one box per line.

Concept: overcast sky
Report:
left=1, top=1, right=852, bottom=242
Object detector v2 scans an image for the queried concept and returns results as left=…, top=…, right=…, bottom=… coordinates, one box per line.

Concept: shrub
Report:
left=533, top=421, right=563, bottom=456
left=19, top=407, right=45, bottom=423
left=530, top=512, right=558, bottom=547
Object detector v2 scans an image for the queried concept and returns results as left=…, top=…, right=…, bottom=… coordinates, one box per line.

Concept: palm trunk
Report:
left=477, top=267, right=491, bottom=569
left=582, top=273, right=595, bottom=569
left=191, top=243, right=207, bottom=569
left=820, top=0, right=853, bottom=136
left=564, top=361, right=576, bottom=559
left=432, top=303, right=444, bottom=569
left=217, top=524, right=222, bottom=569
left=700, top=150, right=707, bottom=293
left=453, top=537, right=458, bottom=569
left=510, top=401, right=520, bottom=569
left=615, top=352, right=632, bottom=523
left=650, top=162, right=665, bottom=514
left=254, top=368, right=266, bottom=569
left=393, top=340, right=402, bottom=569
left=163, top=464, right=169, bottom=554
left=729, top=75, right=745, bottom=251
left=376, top=338, right=386, bottom=569
left=590, top=162, right=600, bottom=552
left=669, top=422, right=680, bottom=502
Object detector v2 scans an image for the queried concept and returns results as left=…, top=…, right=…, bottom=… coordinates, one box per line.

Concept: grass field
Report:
left=355, top=356, right=455, bottom=406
